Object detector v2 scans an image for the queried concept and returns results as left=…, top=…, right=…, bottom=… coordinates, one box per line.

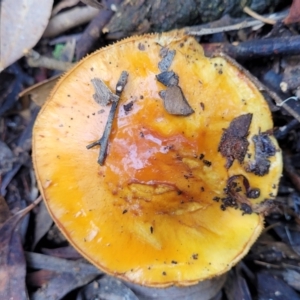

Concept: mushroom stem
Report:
left=87, top=71, right=128, bottom=165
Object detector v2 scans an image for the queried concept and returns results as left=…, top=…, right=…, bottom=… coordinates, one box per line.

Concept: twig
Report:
left=76, top=0, right=122, bottom=60
left=255, top=260, right=300, bottom=271
left=262, top=222, right=282, bottom=234
left=25, top=50, right=75, bottom=71
left=87, top=71, right=128, bottom=165
left=20, top=195, right=43, bottom=215
left=1, top=107, right=40, bottom=196
left=254, top=260, right=281, bottom=269
left=275, top=119, right=300, bottom=140
left=277, top=96, right=299, bottom=107
left=243, top=6, right=276, bottom=25
left=43, top=6, right=100, bottom=38
left=184, top=10, right=287, bottom=36
left=185, top=19, right=262, bottom=36
left=13, top=195, right=43, bottom=218
left=202, top=36, right=300, bottom=61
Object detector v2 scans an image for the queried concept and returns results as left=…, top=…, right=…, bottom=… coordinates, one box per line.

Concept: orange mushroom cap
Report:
left=32, top=32, right=282, bottom=287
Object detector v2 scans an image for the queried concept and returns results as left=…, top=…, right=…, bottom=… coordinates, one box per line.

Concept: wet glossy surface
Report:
left=33, top=32, right=282, bottom=286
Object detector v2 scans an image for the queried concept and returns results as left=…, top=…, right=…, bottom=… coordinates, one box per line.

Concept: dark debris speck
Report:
left=123, top=101, right=134, bottom=113
left=192, top=253, right=198, bottom=260
left=138, top=43, right=145, bottom=51
left=213, top=196, right=220, bottom=202
left=203, top=159, right=212, bottom=167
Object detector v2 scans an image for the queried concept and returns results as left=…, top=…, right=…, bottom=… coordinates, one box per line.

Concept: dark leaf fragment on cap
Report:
left=123, top=101, right=134, bottom=113
left=91, top=78, right=119, bottom=106
left=245, top=132, right=276, bottom=176
left=221, top=174, right=262, bottom=214
left=158, top=48, right=176, bottom=72
left=159, top=86, right=194, bottom=116
left=156, top=71, right=179, bottom=86
left=218, top=114, right=253, bottom=169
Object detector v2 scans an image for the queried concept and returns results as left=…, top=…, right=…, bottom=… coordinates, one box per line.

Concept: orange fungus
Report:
left=32, top=32, right=282, bottom=287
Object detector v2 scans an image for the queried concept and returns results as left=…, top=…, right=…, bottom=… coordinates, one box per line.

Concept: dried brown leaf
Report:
left=81, top=0, right=103, bottom=9
left=41, top=246, right=82, bottom=259
left=0, top=0, right=54, bottom=72
left=52, top=0, right=80, bottom=16
left=224, top=269, right=251, bottom=300
left=0, top=196, right=11, bottom=224
left=19, top=75, right=60, bottom=107
left=283, top=270, right=300, bottom=291
left=159, top=86, right=194, bottom=116
left=284, top=0, right=300, bottom=24
left=32, top=201, right=53, bottom=249
left=253, top=240, right=300, bottom=262
left=30, top=271, right=98, bottom=300
left=77, top=276, right=139, bottom=300
left=26, top=252, right=100, bottom=300
left=0, top=141, right=15, bottom=175
left=0, top=196, right=41, bottom=300
left=257, top=271, right=300, bottom=299
left=27, top=270, right=56, bottom=287
left=25, top=251, right=101, bottom=274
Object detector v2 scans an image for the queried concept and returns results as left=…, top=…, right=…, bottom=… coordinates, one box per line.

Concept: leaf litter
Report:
left=0, top=196, right=42, bottom=300
left=0, top=0, right=54, bottom=72
left=2, top=0, right=300, bottom=299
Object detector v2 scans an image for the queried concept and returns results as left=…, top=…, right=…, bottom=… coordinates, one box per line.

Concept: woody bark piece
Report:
left=76, top=0, right=122, bottom=60
left=202, top=36, right=300, bottom=61
left=218, top=114, right=252, bottom=169
left=105, top=0, right=285, bottom=39
left=159, top=86, right=194, bottom=116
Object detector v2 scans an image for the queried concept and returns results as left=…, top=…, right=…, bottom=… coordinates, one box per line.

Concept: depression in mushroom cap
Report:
left=32, top=32, right=282, bottom=287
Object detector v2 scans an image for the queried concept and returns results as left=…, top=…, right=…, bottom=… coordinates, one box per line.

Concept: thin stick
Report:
left=15, top=195, right=43, bottom=217
left=202, top=36, right=300, bottom=60
left=87, top=71, right=129, bottom=165
left=243, top=6, right=276, bottom=25
left=25, top=49, right=74, bottom=71
left=184, top=10, right=287, bottom=36
left=186, top=19, right=263, bottom=36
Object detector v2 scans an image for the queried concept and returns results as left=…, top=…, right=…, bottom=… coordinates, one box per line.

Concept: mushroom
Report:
left=32, top=32, right=282, bottom=289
